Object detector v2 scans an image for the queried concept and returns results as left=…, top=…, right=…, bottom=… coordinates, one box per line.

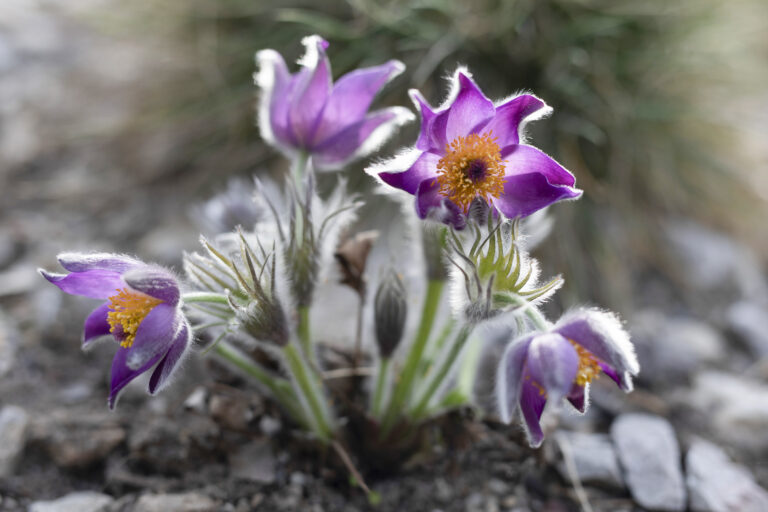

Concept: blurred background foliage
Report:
left=83, top=0, right=768, bottom=312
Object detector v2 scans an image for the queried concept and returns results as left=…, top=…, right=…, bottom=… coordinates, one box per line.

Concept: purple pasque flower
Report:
left=370, top=68, right=581, bottom=227
left=255, top=35, right=414, bottom=171
left=496, top=308, right=639, bottom=447
left=40, top=252, right=191, bottom=409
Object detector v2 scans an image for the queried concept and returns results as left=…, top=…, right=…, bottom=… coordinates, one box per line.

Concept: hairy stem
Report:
left=182, top=292, right=230, bottom=305
left=409, top=325, right=472, bottom=421
left=370, top=357, right=390, bottom=420
left=380, top=279, right=444, bottom=434
left=298, top=305, right=312, bottom=357
left=283, top=342, right=334, bottom=442
left=212, top=341, right=305, bottom=425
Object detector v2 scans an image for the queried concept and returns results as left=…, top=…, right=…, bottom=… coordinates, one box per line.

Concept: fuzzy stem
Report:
left=283, top=342, right=334, bottom=442
left=370, top=357, right=390, bottom=420
left=212, top=341, right=305, bottom=424
left=292, top=151, right=310, bottom=182
left=298, top=305, right=312, bottom=356
left=409, top=325, right=472, bottom=421
left=182, top=292, right=230, bottom=305
left=380, top=279, right=444, bottom=434
left=507, top=294, right=551, bottom=331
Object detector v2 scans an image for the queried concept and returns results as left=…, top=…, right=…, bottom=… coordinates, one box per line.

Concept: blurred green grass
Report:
left=85, top=0, right=768, bottom=309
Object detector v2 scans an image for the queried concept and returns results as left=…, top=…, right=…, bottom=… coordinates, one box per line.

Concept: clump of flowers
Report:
left=42, top=35, right=639, bottom=494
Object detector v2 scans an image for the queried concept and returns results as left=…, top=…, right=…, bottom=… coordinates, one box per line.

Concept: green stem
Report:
left=182, top=292, right=230, bottom=305
left=380, top=279, right=444, bottom=434
left=507, top=294, right=551, bottom=331
left=370, top=357, right=390, bottom=420
left=213, top=341, right=305, bottom=424
left=410, top=325, right=472, bottom=421
left=292, top=151, right=309, bottom=182
left=283, top=342, right=334, bottom=442
left=298, top=305, right=313, bottom=358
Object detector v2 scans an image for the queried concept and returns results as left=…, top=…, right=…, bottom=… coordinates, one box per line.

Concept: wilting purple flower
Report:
left=496, top=309, right=639, bottom=447
left=40, top=253, right=191, bottom=409
left=370, top=68, right=581, bottom=227
left=255, top=35, right=413, bottom=170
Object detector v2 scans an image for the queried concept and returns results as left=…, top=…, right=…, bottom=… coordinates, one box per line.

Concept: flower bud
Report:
left=233, top=296, right=289, bottom=347
left=374, top=270, right=407, bottom=358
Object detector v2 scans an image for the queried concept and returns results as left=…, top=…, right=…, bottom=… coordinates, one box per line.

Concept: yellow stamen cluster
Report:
left=435, top=131, right=505, bottom=213
left=570, top=341, right=601, bottom=386
left=107, top=288, right=163, bottom=348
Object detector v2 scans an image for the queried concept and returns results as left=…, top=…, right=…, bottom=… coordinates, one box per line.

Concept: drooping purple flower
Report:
left=255, top=35, right=414, bottom=171
left=496, top=308, right=639, bottom=447
left=370, top=68, right=582, bottom=227
left=40, top=253, right=191, bottom=409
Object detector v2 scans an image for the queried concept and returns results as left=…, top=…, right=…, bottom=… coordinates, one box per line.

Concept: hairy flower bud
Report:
left=374, top=270, right=407, bottom=358
left=232, top=295, right=289, bottom=347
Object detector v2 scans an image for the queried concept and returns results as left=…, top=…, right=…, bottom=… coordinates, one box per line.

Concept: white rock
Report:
left=665, top=220, right=768, bottom=300
left=611, top=413, right=686, bottom=511
left=556, top=432, right=624, bottom=490
left=229, top=439, right=276, bottom=484
left=29, top=491, right=113, bottom=512
left=134, top=492, right=218, bottom=512
left=0, top=405, right=29, bottom=477
left=631, top=311, right=724, bottom=381
left=687, top=371, right=768, bottom=450
left=726, top=300, right=768, bottom=357
left=686, top=438, right=768, bottom=512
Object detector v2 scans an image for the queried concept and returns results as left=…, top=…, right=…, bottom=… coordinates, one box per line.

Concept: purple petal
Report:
left=526, top=333, right=579, bottom=402
left=410, top=89, right=438, bottom=151
left=431, top=71, right=495, bottom=149
left=123, top=265, right=179, bottom=306
left=493, top=172, right=582, bottom=219
left=483, top=94, right=549, bottom=147
left=256, top=49, right=299, bottom=150
left=125, top=303, right=180, bottom=370
left=501, top=144, right=577, bottom=185
left=58, top=252, right=141, bottom=273
left=379, top=151, right=441, bottom=195
left=415, top=177, right=441, bottom=218
left=414, top=178, right=466, bottom=228
left=83, top=302, right=112, bottom=348
left=566, top=382, right=588, bottom=414
left=288, top=36, right=332, bottom=147
left=520, top=378, right=547, bottom=447
left=40, top=269, right=124, bottom=299
left=311, top=107, right=406, bottom=169
left=311, top=60, right=404, bottom=145
left=108, top=347, right=162, bottom=409
left=554, top=309, right=639, bottom=391
left=148, top=321, right=190, bottom=394
left=496, top=334, right=535, bottom=423
left=599, top=361, right=624, bottom=389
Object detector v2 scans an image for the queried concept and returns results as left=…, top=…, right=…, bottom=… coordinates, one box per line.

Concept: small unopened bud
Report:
left=231, top=295, right=289, bottom=347
left=374, top=270, right=407, bottom=358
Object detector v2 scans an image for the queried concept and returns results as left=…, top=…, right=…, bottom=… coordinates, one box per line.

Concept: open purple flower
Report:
left=256, top=35, right=413, bottom=171
left=496, top=309, right=639, bottom=447
left=370, top=68, right=581, bottom=227
left=40, top=253, right=191, bottom=409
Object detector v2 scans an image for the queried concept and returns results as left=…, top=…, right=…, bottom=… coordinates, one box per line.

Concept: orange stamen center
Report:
left=107, top=288, right=162, bottom=348
left=436, top=131, right=505, bottom=213
left=570, top=341, right=601, bottom=386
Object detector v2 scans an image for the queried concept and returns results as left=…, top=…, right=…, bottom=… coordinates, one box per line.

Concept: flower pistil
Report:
left=436, top=131, right=505, bottom=213
left=107, top=288, right=163, bottom=348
